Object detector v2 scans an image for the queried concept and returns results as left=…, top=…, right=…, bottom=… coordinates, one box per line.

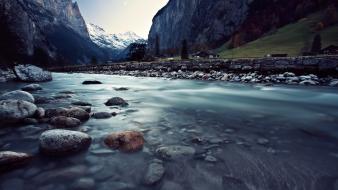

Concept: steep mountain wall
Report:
left=0, top=0, right=103, bottom=66
left=148, top=0, right=333, bottom=55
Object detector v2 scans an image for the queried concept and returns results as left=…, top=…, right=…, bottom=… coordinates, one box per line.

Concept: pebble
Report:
left=156, top=145, right=196, bottom=160
left=144, top=160, right=165, bottom=185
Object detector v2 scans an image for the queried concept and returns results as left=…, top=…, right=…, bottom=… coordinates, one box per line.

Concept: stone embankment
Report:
left=50, top=56, right=338, bottom=86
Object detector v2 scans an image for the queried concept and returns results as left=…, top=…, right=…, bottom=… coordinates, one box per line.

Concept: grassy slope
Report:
left=217, top=11, right=338, bottom=58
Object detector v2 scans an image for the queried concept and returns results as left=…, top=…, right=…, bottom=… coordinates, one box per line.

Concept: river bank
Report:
left=50, top=56, right=338, bottom=87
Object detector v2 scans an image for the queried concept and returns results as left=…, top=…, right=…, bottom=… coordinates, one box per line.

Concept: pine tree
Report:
left=311, top=34, right=322, bottom=54
left=181, top=39, right=189, bottom=60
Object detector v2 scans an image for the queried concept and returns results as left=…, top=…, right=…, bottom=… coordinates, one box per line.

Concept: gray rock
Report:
left=105, top=97, right=128, bottom=106
left=0, top=90, right=35, bottom=103
left=82, top=80, right=102, bottom=85
left=34, top=107, right=45, bottom=118
left=67, top=107, right=90, bottom=121
left=14, top=64, right=52, bottom=82
left=257, top=138, right=269, bottom=145
left=39, top=129, right=92, bottom=155
left=50, top=116, right=81, bottom=128
left=205, top=155, right=217, bottom=162
left=156, top=145, right=196, bottom=160
left=0, top=151, right=33, bottom=172
left=144, top=160, right=165, bottom=185
left=300, top=80, right=317, bottom=85
left=21, top=84, right=42, bottom=91
left=71, top=106, right=91, bottom=113
left=0, top=100, right=37, bottom=124
left=91, top=112, right=113, bottom=119
left=45, top=108, right=68, bottom=118
left=71, top=178, right=95, bottom=190
left=329, top=80, right=338, bottom=87
left=114, top=87, right=129, bottom=91
left=72, top=101, right=92, bottom=106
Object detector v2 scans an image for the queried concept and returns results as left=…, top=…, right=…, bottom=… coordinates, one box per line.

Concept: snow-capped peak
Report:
left=87, top=23, right=145, bottom=50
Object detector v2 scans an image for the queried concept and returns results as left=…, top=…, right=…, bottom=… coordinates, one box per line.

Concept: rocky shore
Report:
left=51, top=56, right=338, bottom=87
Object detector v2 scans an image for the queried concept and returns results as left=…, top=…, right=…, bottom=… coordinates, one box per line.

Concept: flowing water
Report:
left=1, top=73, right=338, bottom=190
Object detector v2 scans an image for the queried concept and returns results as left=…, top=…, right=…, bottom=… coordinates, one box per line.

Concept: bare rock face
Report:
left=39, top=129, right=92, bottom=156
left=0, top=151, right=33, bottom=172
left=0, top=100, right=37, bottom=124
left=148, top=0, right=329, bottom=54
left=14, top=65, right=52, bottom=82
left=104, top=131, right=145, bottom=153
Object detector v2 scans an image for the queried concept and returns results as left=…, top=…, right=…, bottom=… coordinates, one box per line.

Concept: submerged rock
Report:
left=104, top=131, right=144, bottom=152
left=50, top=116, right=81, bottom=128
left=105, top=97, right=128, bottom=106
left=21, top=84, right=42, bottom=92
left=39, top=129, right=92, bottom=156
left=72, top=101, right=92, bottom=106
left=14, top=64, right=52, bottom=82
left=71, top=178, right=95, bottom=190
left=91, top=112, right=113, bottom=119
left=0, top=151, right=33, bottom=172
left=329, top=80, right=338, bottom=87
left=144, top=160, right=165, bottom=185
left=156, top=146, right=196, bottom=160
left=0, top=100, right=37, bottom=124
left=45, top=108, right=68, bottom=118
left=67, top=107, right=90, bottom=122
left=114, top=87, right=129, bottom=91
left=82, top=80, right=102, bottom=85
left=0, top=90, right=35, bottom=103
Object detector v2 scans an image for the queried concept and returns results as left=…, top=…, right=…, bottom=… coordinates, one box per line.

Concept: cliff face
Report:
left=148, top=0, right=332, bottom=55
left=0, top=0, right=103, bottom=66
left=148, top=0, right=249, bottom=55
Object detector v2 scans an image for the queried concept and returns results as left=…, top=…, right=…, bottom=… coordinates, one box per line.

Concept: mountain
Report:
left=87, top=23, right=145, bottom=50
left=148, top=0, right=336, bottom=56
left=0, top=0, right=105, bottom=66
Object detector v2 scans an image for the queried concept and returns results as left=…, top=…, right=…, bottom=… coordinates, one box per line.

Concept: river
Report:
left=1, top=72, right=338, bottom=190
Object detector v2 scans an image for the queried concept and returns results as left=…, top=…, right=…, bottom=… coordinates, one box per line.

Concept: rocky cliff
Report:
left=148, top=0, right=333, bottom=55
left=0, top=0, right=104, bottom=66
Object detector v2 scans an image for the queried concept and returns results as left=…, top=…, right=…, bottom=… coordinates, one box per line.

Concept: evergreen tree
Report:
left=181, top=39, right=189, bottom=60
left=311, top=34, right=322, bottom=54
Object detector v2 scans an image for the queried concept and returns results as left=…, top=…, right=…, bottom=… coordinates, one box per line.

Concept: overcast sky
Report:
left=77, top=0, right=169, bottom=38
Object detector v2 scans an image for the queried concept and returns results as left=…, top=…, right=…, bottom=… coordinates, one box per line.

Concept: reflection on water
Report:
left=1, top=73, right=338, bottom=190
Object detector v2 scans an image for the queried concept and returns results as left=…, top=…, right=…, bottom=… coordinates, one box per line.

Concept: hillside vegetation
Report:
left=217, top=11, right=338, bottom=58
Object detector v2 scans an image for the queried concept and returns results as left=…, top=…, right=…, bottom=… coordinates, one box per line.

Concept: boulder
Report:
left=67, top=107, right=90, bottom=122
left=156, top=146, right=196, bottom=160
left=39, top=129, right=92, bottom=156
left=50, top=116, right=81, bottom=128
left=105, top=97, right=128, bottom=106
left=0, top=151, right=33, bottom=172
left=45, top=108, right=68, bottom=118
left=144, top=160, right=165, bottom=185
left=91, top=112, right=113, bottom=119
left=82, top=80, right=102, bottom=85
left=0, top=90, right=35, bottom=103
left=14, top=64, right=52, bottom=82
left=34, top=107, right=45, bottom=119
left=104, top=131, right=144, bottom=152
left=71, top=106, right=91, bottom=113
left=21, top=84, right=42, bottom=92
left=0, top=100, right=37, bottom=124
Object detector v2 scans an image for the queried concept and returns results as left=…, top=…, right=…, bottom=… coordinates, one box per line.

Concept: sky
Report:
left=77, top=0, right=169, bottom=38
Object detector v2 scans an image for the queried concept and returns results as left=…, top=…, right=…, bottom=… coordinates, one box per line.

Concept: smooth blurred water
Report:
left=1, top=73, right=338, bottom=190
